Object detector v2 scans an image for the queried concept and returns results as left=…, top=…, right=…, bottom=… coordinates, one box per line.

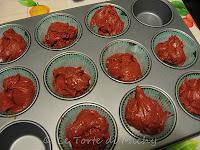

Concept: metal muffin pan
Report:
left=0, top=0, right=200, bottom=149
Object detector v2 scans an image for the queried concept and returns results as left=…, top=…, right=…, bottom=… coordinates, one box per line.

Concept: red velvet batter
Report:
left=90, top=5, right=124, bottom=36
left=155, top=35, right=186, bottom=66
left=106, top=53, right=142, bottom=82
left=0, top=74, right=35, bottom=113
left=65, top=109, right=110, bottom=150
left=179, top=78, right=200, bottom=115
left=125, top=86, right=169, bottom=135
left=44, top=22, right=78, bottom=49
left=0, top=28, right=27, bottom=62
left=53, top=67, right=91, bottom=97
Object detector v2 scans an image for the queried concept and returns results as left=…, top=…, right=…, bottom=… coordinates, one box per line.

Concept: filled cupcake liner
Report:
left=35, top=13, right=82, bottom=51
left=56, top=102, right=118, bottom=150
left=100, top=39, right=151, bottom=84
left=0, top=66, right=40, bottom=117
left=0, top=24, right=31, bottom=64
left=119, top=85, right=177, bottom=142
left=151, top=28, right=198, bottom=69
left=85, top=3, right=130, bottom=38
left=44, top=51, right=98, bottom=100
left=175, top=71, right=200, bottom=120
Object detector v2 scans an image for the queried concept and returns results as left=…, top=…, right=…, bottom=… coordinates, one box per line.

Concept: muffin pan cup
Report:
left=0, top=120, right=52, bottom=150
left=132, top=0, right=173, bottom=27
left=0, top=0, right=200, bottom=149
left=175, top=71, right=200, bottom=120
left=0, top=66, right=40, bottom=117
left=119, top=85, right=177, bottom=142
left=56, top=102, right=118, bottom=150
left=0, top=24, right=31, bottom=64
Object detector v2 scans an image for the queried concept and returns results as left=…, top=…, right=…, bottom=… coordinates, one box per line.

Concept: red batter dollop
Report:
left=155, top=35, right=186, bottom=66
left=53, top=67, right=91, bottom=97
left=90, top=5, right=124, bottom=36
left=125, top=86, right=169, bottom=135
left=0, top=74, right=35, bottom=113
left=179, top=78, right=200, bottom=115
left=0, top=28, right=27, bottom=62
left=106, top=53, right=142, bottom=82
left=65, top=109, right=110, bottom=150
left=44, top=22, right=78, bottom=49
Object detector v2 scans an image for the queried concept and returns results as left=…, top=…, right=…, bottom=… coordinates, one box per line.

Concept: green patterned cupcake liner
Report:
left=35, top=13, right=82, bottom=51
left=175, top=71, right=200, bottom=120
left=0, top=24, right=31, bottom=65
left=44, top=51, right=98, bottom=100
left=119, top=85, right=177, bottom=142
left=0, top=66, right=40, bottom=117
left=85, top=3, right=130, bottom=38
left=100, top=39, right=152, bottom=84
left=56, top=102, right=118, bottom=150
left=151, top=28, right=198, bottom=69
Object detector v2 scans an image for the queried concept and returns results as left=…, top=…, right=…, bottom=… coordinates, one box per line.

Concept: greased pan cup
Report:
left=35, top=13, right=82, bottom=51
left=0, top=120, right=52, bottom=150
left=175, top=71, right=200, bottom=120
left=0, top=24, right=31, bottom=64
left=0, top=66, right=40, bottom=117
left=119, top=85, right=177, bottom=142
left=132, top=0, right=173, bottom=27
left=56, top=102, right=118, bottom=150
left=85, top=3, right=130, bottom=38
left=44, top=51, right=98, bottom=100
left=152, top=28, right=198, bottom=69
left=100, top=39, right=151, bottom=84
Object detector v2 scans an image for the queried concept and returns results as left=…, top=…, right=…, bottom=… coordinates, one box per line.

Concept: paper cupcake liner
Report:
left=175, top=71, right=200, bottom=120
left=0, top=66, right=40, bottom=117
left=35, top=13, right=82, bottom=51
left=0, top=24, right=31, bottom=64
left=151, top=28, right=198, bottom=69
left=85, top=3, right=130, bottom=38
left=44, top=51, right=98, bottom=100
left=100, top=39, right=151, bottom=84
left=56, top=102, right=118, bottom=150
left=119, top=85, right=177, bottom=142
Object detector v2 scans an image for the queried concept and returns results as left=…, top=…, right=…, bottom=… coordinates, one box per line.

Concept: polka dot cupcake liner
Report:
left=175, top=71, right=200, bottom=120
left=151, top=28, right=198, bottom=69
left=0, top=66, right=40, bottom=117
left=44, top=51, right=98, bottom=100
left=35, top=13, right=82, bottom=51
left=56, top=102, right=118, bottom=150
left=100, top=39, right=151, bottom=84
left=0, top=24, right=31, bottom=65
left=85, top=3, right=130, bottom=38
left=119, top=85, right=177, bottom=142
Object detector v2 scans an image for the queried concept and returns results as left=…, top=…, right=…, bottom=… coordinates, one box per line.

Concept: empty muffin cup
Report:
left=85, top=3, right=130, bottom=38
left=0, top=66, right=40, bottom=117
left=35, top=13, right=82, bottom=51
left=44, top=51, right=98, bottom=100
left=132, top=0, right=173, bottom=27
left=100, top=39, right=151, bottom=84
left=175, top=71, right=200, bottom=120
left=56, top=102, right=118, bottom=150
left=119, top=85, right=177, bottom=142
left=0, top=24, right=31, bottom=64
left=0, top=120, right=52, bottom=150
left=152, top=28, right=198, bottom=69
